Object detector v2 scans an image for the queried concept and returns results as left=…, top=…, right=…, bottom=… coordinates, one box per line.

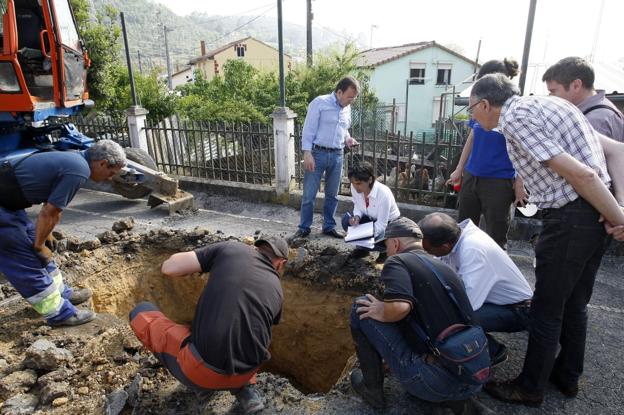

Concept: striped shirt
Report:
left=499, top=95, right=610, bottom=209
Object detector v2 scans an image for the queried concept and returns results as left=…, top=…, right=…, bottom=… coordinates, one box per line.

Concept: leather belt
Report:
left=313, top=144, right=341, bottom=152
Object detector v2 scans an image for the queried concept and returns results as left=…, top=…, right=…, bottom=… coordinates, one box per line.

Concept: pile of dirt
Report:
left=0, top=220, right=387, bottom=414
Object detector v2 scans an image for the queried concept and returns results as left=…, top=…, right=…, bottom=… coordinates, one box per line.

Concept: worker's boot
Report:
left=350, top=327, right=385, bottom=409
left=69, top=287, right=93, bottom=305
left=233, top=384, right=265, bottom=415
left=50, top=309, right=96, bottom=327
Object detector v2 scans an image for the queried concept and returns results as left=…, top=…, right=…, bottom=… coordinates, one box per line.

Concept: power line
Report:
left=207, top=4, right=277, bottom=47
left=193, top=2, right=276, bottom=24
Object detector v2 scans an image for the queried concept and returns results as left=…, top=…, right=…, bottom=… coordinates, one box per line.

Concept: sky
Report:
left=153, top=0, right=623, bottom=93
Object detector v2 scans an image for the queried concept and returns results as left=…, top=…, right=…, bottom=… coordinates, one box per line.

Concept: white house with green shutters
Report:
left=357, top=41, right=478, bottom=136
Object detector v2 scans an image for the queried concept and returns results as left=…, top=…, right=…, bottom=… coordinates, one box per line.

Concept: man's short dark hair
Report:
left=348, top=161, right=375, bottom=187
left=335, top=76, right=360, bottom=94
left=542, top=57, right=594, bottom=90
left=418, top=213, right=461, bottom=247
left=471, top=73, right=520, bottom=107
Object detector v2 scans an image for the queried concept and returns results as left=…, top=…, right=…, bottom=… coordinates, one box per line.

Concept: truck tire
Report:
left=112, top=147, right=157, bottom=199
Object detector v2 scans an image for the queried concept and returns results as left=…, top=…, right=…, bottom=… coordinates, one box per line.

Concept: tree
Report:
left=70, top=0, right=123, bottom=113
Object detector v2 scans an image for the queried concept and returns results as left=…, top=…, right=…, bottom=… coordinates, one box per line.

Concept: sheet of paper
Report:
left=344, top=221, right=375, bottom=242
left=348, top=237, right=376, bottom=249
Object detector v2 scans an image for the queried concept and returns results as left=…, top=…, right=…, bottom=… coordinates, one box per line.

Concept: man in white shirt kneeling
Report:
left=418, top=212, right=533, bottom=367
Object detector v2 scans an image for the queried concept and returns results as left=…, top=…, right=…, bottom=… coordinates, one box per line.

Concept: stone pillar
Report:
left=270, top=107, right=297, bottom=196
left=126, top=106, right=149, bottom=152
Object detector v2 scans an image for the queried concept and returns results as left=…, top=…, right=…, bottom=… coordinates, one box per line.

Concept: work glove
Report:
left=34, top=245, right=53, bottom=267
left=44, top=234, right=58, bottom=252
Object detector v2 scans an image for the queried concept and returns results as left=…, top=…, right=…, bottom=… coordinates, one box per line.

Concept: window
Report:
left=436, top=63, right=452, bottom=85
left=235, top=44, right=246, bottom=57
left=409, top=62, right=426, bottom=85
left=54, top=0, right=82, bottom=52
left=409, top=68, right=425, bottom=85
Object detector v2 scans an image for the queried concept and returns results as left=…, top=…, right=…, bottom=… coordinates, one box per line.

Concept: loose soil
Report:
left=0, top=226, right=383, bottom=414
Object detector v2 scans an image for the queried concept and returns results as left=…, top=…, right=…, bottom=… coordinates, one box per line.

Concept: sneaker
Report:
left=484, top=377, right=543, bottom=407
left=549, top=371, right=579, bottom=398
left=234, top=384, right=265, bottom=415
left=69, top=287, right=93, bottom=305
left=50, top=309, right=96, bottom=327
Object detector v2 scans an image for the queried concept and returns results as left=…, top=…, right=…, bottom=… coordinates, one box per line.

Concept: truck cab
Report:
left=0, top=0, right=89, bottom=122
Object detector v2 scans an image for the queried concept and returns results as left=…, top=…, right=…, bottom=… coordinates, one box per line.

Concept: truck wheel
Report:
left=113, top=147, right=157, bottom=199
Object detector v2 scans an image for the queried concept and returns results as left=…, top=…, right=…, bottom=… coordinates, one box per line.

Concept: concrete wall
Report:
left=368, top=46, right=474, bottom=134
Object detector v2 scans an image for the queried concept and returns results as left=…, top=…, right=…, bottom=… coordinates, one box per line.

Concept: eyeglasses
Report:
left=466, top=99, right=483, bottom=115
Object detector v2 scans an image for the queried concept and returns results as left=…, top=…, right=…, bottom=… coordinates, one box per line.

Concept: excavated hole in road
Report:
left=84, top=246, right=356, bottom=393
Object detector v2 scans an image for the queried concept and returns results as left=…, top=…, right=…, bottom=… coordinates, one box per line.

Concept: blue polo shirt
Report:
left=465, top=119, right=515, bottom=179
left=14, top=151, right=90, bottom=210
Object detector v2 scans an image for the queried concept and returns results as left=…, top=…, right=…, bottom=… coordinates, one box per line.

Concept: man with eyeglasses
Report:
left=467, top=73, right=624, bottom=406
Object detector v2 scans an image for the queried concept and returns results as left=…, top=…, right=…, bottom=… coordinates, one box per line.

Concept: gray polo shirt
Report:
left=577, top=90, right=624, bottom=142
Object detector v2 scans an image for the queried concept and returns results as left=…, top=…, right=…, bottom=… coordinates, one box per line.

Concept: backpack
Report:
left=400, top=254, right=491, bottom=385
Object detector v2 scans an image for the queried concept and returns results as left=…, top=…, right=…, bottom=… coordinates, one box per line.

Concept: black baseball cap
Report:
left=380, top=217, right=423, bottom=241
left=254, top=236, right=289, bottom=259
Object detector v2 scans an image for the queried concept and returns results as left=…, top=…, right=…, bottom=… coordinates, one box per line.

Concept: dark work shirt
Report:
left=14, top=151, right=90, bottom=209
left=192, top=241, right=283, bottom=374
left=381, top=250, right=474, bottom=353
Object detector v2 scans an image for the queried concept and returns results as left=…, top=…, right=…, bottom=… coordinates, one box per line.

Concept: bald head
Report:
left=418, top=213, right=461, bottom=256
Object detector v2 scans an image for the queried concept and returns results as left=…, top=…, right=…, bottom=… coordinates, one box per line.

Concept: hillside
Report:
left=91, top=0, right=348, bottom=72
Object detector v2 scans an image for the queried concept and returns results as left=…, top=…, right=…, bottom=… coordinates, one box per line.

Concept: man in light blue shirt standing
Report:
left=292, top=76, right=360, bottom=239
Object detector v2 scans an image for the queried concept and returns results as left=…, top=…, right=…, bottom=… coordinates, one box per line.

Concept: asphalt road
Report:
left=34, top=189, right=624, bottom=415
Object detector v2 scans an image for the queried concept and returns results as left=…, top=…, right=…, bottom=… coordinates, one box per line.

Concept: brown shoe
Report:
left=484, top=378, right=543, bottom=407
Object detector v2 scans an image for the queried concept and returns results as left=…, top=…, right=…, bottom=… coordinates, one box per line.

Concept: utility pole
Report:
left=277, top=0, right=286, bottom=106
left=137, top=51, right=143, bottom=74
left=120, top=12, right=137, bottom=106
left=163, top=25, right=174, bottom=90
left=306, top=0, right=313, bottom=66
left=473, top=39, right=482, bottom=79
left=518, top=0, right=537, bottom=95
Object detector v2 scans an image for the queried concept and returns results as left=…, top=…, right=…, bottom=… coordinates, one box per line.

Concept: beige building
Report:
left=189, top=37, right=291, bottom=82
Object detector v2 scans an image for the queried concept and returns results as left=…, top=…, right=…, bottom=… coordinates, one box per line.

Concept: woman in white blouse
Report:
left=342, top=161, right=401, bottom=261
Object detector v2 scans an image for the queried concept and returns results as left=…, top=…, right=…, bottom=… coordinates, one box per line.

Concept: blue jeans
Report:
left=475, top=302, right=531, bottom=356
left=519, top=198, right=608, bottom=393
left=298, top=149, right=343, bottom=233
left=350, top=298, right=480, bottom=402
left=341, top=214, right=386, bottom=252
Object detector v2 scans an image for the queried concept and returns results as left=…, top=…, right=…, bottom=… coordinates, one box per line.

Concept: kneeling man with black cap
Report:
left=130, top=236, right=288, bottom=415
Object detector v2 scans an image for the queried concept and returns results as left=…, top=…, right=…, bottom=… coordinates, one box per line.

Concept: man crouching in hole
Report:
left=349, top=217, right=495, bottom=414
left=129, top=236, right=288, bottom=415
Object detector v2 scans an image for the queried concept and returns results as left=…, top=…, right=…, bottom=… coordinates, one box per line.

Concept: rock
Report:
left=104, top=389, right=128, bottom=415
left=77, top=386, right=89, bottom=395
left=80, top=238, right=101, bottom=251
left=37, top=368, right=73, bottom=387
left=52, top=396, right=69, bottom=407
left=125, top=374, right=143, bottom=408
left=0, top=370, right=37, bottom=399
left=0, top=359, right=8, bottom=372
left=66, top=236, right=82, bottom=252
left=24, top=339, right=73, bottom=371
left=0, top=393, right=38, bottom=415
left=112, top=217, right=135, bottom=233
left=40, top=381, right=69, bottom=404
left=97, top=230, right=121, bottom=244
left=51, top=230, right=66, bottom=240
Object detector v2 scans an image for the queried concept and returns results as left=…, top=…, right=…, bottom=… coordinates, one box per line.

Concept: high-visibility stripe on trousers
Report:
left=0, top=207, right=76, bottom=323
left=129, top=301, right=258, bottom=391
